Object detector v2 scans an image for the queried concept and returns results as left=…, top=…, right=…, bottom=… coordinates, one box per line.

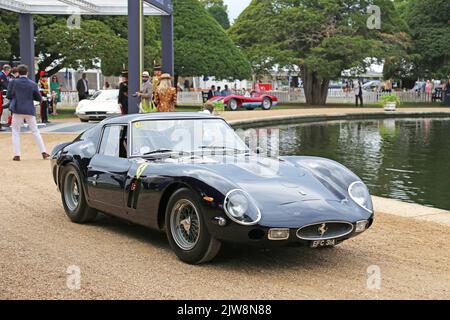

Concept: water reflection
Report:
left=256, top=118, right=450, bottom=210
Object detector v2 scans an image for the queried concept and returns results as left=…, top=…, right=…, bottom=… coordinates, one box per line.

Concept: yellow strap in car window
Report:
left=134, top=122, right=142, bottom=129
left=136, top=163, right=149, bottom=179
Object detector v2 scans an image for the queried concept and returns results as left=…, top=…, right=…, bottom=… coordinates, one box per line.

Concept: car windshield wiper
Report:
left=143, top=149, right=191, bottom=157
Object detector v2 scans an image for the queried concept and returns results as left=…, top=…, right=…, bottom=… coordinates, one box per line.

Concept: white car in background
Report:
left=75, top=89, right=121, bottom=122
left=362, top=80, right=381, bottom=91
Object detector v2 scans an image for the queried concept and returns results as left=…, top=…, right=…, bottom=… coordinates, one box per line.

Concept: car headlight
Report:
left=348, top=181, right=373, bottom=213
left=224, top=189, right=261, bottom=225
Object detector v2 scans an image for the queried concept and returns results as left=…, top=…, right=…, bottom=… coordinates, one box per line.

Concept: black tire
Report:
left=262, top=97, right=272, bottom=110
left=165, top=188, right=221, bottom=264
left=60, top=164, right=97, bottom=224
left=80, top=118, right=89, bottom=123
left=227, top=99, right=239, bottom=111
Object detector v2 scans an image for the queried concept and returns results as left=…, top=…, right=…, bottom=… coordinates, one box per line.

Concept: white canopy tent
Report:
left=0, top=0, right=174, bottom=113
left=0, top=0, right=169, bottom=15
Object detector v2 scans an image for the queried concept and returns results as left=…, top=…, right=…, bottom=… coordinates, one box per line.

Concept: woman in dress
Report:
left=154, top=73, right=177, bottom=112
left=50, top=75, right=62, bottom=115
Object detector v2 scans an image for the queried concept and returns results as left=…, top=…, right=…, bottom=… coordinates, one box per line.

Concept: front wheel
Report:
left=60, top=164, right=97, bottom=223
left=227, top=99, right=239, bottom=111
left=165, top=188, right=221, bottom=264
left=262, top=97, right=272, bottom=110
left=80, top=118, right=89, bottom=123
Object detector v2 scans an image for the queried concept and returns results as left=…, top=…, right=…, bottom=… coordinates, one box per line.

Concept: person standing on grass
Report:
left=354, top=79, right=363, bottom=107
left=118, top=70, right=129, bottom=115
left=6, top=64, right=50, bottom=162
left=0, top=64, right=11, bottom=131
left=137, top=71, right=154, bottom=113
left=154, top=73, right=177, bottom=112
left=207, top=85, right=216, bottom=100
left=50, top=75, right=62, bottom=116
left=38, top=72, right=50, bottom=123
left=76, top=73, right=89, bottom=101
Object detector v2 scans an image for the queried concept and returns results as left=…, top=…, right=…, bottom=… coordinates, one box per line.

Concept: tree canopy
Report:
left=229, top=0, right=410, bottom=105
left=0, top=1, right=250, bottom=80
left=0, top=13, right=161, bottom=78
left=201, top=0, right=231, bottom=29
left=405, top=0, right=450, bottom=79
left=173, top=0, right=251, bottom=79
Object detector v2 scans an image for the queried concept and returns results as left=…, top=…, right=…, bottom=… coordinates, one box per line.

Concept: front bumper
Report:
left=77, top=112, right=121, bottom=121
left=207, top=215, right=374, bottom=247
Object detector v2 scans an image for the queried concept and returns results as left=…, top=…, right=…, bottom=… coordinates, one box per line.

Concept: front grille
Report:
left=85, top=112, right=107, bottom=115
left=296, top=222, right=353, bottom=240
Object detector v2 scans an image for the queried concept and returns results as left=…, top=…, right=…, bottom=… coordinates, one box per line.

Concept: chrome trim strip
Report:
left=296, top=221, right=354, bottom=241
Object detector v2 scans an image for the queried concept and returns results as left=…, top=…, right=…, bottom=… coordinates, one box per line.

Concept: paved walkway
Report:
left=1, top=107, right=450, bottom=134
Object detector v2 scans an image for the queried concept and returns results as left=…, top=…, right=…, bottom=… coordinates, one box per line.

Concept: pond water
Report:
left=255, top=118, right=450, bottom=210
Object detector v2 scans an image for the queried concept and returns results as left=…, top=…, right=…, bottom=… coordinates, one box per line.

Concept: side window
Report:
left=99, top=125, right=128, bottom=158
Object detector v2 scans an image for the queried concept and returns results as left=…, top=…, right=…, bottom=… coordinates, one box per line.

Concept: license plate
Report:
left=310, top=239, right=336, bottom=248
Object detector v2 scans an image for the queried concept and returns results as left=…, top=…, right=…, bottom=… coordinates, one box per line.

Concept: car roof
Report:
left=102, top=112, right=219, bottom=125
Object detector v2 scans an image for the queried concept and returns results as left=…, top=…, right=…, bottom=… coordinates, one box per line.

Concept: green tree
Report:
left=230, top=0, right=409, bottom=105
left=0, top=22, right=12, bottom=59
left=405, top=0, right=450, bottom=79
left=173, top=0, right=251, bottom=79
left=201, top=0, right=231, bottom=29
left=0, top=12, right=161, bottom=78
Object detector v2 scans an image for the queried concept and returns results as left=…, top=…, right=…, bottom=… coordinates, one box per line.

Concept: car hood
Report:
left=153, top=154, right=368, bottom=227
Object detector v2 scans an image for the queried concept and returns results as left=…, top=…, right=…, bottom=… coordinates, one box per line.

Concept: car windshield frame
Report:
left=90, top=90, right=119, bottom=101
left=128, top=117, right=250, bottom=158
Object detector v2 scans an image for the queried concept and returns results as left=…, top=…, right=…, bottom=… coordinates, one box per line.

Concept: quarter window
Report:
left=99, top=125, right=128, bottom=158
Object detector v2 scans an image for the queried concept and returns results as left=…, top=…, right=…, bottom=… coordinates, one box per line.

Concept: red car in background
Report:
left=208, top=92, right=278, bottom=111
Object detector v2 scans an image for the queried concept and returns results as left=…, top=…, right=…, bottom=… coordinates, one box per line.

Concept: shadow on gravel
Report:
left=88, top=213, right=170, bottom=250
left=66, top=211, right=357, bottom=270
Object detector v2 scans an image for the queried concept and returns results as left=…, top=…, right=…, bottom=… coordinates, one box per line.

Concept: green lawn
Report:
left=48, top=108, right=77, bottom=120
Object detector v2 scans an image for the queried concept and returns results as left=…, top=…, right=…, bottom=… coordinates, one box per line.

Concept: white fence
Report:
left=59, top=89, right=432, bottom=107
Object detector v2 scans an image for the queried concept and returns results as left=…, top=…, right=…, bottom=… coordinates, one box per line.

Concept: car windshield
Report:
left=131, top=118, right=249, bottom=157
left=90, top=90, right=119, bottom=101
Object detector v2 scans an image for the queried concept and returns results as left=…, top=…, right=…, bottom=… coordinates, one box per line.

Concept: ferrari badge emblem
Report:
left=318, top=223, right=328, bottom=237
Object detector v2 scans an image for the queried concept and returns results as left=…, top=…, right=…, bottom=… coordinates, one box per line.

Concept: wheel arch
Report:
left=157, top=182, right=194, bottom=230
left=58, top=159, right=91, bottom=203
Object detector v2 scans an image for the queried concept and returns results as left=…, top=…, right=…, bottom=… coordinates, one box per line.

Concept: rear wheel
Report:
left=61, top=165, right=97, bottom=223
left=165, top=188, right=221, bottom=264
left=262, top=97, right=272, bottom=110
left=227, top=99, right=239, bottom=111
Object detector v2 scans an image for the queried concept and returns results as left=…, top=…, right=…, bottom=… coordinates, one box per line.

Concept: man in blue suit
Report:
left=6, top=64, right=50, bottom=161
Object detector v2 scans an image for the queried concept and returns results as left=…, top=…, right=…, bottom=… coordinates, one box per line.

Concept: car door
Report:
left=87, top=124, right=131, bottom=216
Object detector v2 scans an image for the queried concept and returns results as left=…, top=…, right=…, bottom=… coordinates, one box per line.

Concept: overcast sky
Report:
left=223, top=0, right=252, bottom=22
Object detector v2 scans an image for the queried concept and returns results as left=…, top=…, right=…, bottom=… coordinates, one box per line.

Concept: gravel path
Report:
left=0, top=134, right=449, bottom=300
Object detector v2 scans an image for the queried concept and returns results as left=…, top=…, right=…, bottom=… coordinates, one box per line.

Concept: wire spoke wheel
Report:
left=170, top=199, right=201, bottom=251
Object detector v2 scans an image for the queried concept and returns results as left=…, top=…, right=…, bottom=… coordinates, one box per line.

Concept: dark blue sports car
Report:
left=51, top=113, right=374, bottom=264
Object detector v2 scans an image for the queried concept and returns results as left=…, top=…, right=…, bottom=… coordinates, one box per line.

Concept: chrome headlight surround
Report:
left=223, top=189, right=261, bottom=226
left=348, top=181, right=373, bottom=213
